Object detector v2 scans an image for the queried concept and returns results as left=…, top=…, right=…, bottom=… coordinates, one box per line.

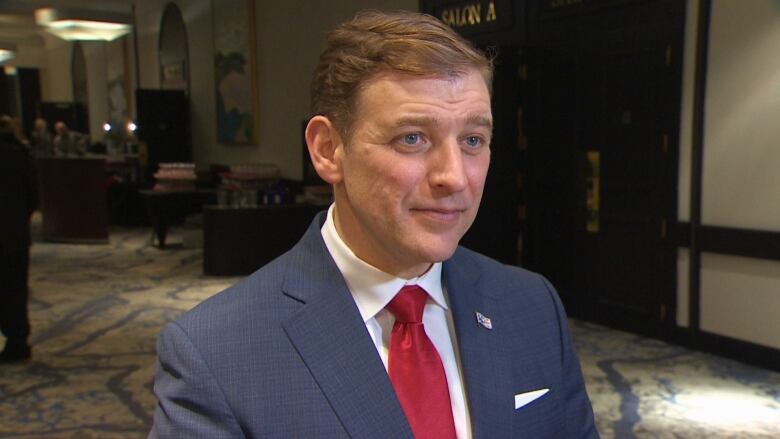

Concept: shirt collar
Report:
left=320, top=204, right=447, bottom=323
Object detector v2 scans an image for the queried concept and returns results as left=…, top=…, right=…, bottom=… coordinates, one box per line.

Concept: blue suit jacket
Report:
left=150, top=213, right=598, bottom=438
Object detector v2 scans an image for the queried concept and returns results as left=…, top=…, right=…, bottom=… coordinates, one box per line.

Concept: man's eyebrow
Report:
left=392, top=116, right=440, bottom=128
left=466, top=114, right=493, bottom=129
left=391, top=114, right=493, bottom=129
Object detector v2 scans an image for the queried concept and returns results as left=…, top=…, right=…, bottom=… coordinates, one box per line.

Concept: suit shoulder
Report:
left=174, top=248, right=297, bottom=334
left=452, top=246, right=550, bottom=286
left=450, top=246, right=564, bottom=314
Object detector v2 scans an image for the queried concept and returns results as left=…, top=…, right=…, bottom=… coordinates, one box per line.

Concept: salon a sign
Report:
left=435, top=0, right=513, bottom=34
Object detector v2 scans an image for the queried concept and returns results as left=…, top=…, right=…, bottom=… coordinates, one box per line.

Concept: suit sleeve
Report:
left=542, top=277, right=601, bottom=439
left=149, top=321, right=244, bottom=438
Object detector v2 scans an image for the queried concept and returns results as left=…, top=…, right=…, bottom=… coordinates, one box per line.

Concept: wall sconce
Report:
left=35, top=8, right=132, bottom=42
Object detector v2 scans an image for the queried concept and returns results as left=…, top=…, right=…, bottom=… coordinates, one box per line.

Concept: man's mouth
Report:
left=412, top=207, right=466, bottom=223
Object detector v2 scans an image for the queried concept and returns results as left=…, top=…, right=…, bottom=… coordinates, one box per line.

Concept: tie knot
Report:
left=386, top=285, right=428, bottom=323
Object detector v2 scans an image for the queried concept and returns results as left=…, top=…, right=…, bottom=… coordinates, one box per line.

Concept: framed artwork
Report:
left=161, top=61, right=187, bottom=90
left=212, top=0, right=259, bottom=144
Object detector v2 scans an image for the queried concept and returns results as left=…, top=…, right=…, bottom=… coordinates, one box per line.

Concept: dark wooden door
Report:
left=521, top=48, right=580, bottom=312
left=523, top=13, right=680, bottom=335
left=580, top=37, right=676, bottom=335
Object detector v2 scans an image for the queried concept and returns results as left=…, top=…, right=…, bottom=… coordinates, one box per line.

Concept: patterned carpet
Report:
left=1, top=224, right=779, bottom=438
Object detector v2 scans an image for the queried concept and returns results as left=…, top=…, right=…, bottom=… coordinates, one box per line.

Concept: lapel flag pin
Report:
left=475, top=311, right=493, bottom=330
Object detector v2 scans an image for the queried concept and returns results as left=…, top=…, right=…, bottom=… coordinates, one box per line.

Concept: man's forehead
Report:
left=365, top=69, right=491, bottom=93
left=357, top=71, right=491, bottom=111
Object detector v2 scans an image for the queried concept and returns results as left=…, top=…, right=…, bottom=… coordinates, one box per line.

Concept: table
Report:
left=37, top=157, right=109, bottom=243
left=203, top=204, right=323, bottom=275
left=140, top=189, right=216, bottom=248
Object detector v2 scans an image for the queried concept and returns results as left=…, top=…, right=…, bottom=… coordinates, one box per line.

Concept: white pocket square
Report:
left=514, top=388, right=550, bottom=410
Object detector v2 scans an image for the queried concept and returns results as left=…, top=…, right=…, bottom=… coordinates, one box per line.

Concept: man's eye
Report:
left=464, top=136, right=482, bottom=148
left=403, top=133, right=421, bottom=145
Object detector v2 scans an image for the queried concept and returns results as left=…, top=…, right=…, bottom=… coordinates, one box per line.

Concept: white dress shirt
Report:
left=320, top=204, right=472, bottom=439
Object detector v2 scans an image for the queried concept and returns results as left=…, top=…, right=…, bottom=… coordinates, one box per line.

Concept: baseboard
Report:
left=670, top=326, right=780, bottom=373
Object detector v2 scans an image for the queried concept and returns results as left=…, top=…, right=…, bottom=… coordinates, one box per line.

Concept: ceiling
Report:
left=0, top=0, right=134, bottom=48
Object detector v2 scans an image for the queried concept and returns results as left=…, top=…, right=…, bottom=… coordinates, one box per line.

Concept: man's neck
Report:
left=331, top=203, right=431, bottom=279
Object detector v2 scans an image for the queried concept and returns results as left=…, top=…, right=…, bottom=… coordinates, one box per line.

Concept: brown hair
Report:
left=0, top=115, right=12, bottom=133
left=310, top=9, right=493, bottom=138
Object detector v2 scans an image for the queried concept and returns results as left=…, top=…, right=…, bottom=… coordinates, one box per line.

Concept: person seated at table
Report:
left=30, top=118, right=54, bottom=158
left=53, top=121, right=87, bottom=157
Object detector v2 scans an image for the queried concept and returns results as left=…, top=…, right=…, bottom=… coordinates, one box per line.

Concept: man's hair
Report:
left=310, top=9, right=493, bottom=138
left=0, top=115, right=13, bottom=134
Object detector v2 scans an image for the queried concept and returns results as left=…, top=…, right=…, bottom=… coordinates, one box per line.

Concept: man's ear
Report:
left=305, top=115, right=343, bottom=184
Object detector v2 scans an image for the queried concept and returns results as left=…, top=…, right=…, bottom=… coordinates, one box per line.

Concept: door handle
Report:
left=586, top=151, right=600, bottom=233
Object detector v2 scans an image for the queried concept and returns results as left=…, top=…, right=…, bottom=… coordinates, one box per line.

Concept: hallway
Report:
left=0, top=225, right=778, bottom=438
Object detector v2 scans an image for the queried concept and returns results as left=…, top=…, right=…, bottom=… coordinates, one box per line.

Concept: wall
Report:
left=6, top=32, right=135, bottom=141
left=703, top=0, right=780, bottom=232
left=678, top=0, right=780, bottom=349
left=3, top=41, right=47, bottom=70
left=40, top=35, right=73, bottom=103
left=700, top=253, right=780, bottom=349
left=135, top=0, right=417, bottom=178
left=82, top=42, right=108, bottom=140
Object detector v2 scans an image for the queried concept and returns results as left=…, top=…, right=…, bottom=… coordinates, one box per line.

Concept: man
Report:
left=151, top=10, right=598, bottom=438
left=30, top=117, right=53, bottom=158
left=0, top=116, right=38, bottom=363
left=53, top=121, right=86, bottom=156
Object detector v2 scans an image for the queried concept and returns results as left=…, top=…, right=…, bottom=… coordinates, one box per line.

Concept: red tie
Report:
left=386, top=285, right=457, bottom=439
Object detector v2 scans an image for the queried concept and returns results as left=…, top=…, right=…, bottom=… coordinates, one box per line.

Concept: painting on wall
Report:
left=161, top=61, right=187, bottom=90
left=212, top=0, right=259, bottom=145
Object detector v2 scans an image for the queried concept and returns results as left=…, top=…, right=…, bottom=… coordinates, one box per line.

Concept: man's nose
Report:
left=429, top=140, right=468, bottom=193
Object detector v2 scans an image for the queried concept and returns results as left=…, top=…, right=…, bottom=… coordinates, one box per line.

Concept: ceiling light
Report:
left=35, top=8, right=132, bottom=42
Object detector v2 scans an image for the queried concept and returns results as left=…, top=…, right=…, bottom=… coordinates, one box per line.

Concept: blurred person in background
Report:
left=0, top=115, right=38, bottom=363
left=53, top=120, right=87, bottom=156
left=30, top=117, right=53, bottom=158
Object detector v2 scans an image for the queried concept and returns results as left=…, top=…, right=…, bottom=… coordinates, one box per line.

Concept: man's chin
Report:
left=415, top=241, right=461, bottom=265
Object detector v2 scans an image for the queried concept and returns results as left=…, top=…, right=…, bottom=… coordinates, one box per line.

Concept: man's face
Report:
left=332, top=69, right=492, bottom=278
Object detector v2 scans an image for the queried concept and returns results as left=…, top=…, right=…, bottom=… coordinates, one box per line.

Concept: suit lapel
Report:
left=280, top=218, right=412, bottom=438
left=444, top=250, right=513, bottom=438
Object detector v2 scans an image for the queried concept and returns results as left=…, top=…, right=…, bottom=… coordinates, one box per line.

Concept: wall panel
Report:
left=700, top=253, right=780, bottom=349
